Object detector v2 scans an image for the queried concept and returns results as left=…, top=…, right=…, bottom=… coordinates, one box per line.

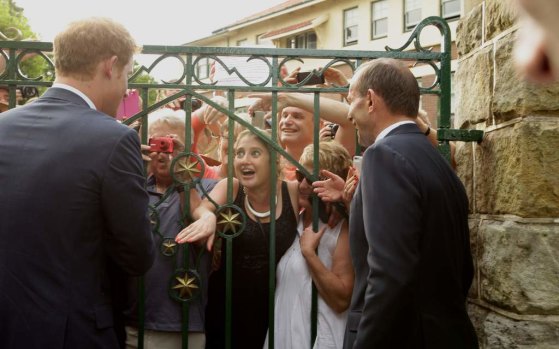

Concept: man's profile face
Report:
left=104, top=57, right=134, bottom=117
left=347, top=78, right=375, bottom=147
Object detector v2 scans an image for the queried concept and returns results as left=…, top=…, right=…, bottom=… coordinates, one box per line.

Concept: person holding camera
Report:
left=0, top=18, right=155, bottom=348
left=248, top=91, right=355, bottom=181
left=123, top=108, right=212, bottom=349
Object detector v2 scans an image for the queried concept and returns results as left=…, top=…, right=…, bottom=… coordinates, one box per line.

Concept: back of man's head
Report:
left=354, top=58, right=419, bottom=117
left=54, top=17, right=138, bottom=80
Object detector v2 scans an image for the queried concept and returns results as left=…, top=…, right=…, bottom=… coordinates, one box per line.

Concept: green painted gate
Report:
left=0, top=16, right=482, bottom=349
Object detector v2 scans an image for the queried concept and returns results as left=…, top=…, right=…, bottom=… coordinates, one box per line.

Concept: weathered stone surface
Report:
left=474, top=120, right=559, bottom=217
left=455, top=45, right=493, bottom=128
left=468, top=303, right=489, bottom=348
left=457, top=3, right=484, bottom=57
left=468, top=303, right=559, bottom=349
left=468, top=218, right=480, bottom=300
left=479, top=220, right=559, bottom=315
left=455, top=141, right=475, bottom=212
left=493, top=32, right=559, bottom=122
left=485, top=0, right=519, bottom=42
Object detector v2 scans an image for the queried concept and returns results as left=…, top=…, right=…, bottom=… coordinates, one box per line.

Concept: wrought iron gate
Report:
left=0, top=16, right=482, bottom=349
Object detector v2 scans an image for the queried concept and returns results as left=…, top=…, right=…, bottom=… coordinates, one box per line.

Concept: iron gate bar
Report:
left=0, top=16, right=485, bottom=349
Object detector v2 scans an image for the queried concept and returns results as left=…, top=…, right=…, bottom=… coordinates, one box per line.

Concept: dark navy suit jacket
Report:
left=0, top=88, right=155, bottom=349
left=343, top=123, right=478, bottom=349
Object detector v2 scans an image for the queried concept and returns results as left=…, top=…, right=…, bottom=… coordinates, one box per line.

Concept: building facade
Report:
left=187, top=0, right=481, bottom=125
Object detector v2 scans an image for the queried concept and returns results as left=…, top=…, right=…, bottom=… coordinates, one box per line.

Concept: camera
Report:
left=251, top=111, right=266, bottom=129
left=327, top=123, right=339, bottom=137
left=149, top=137, right=174, bottom=153
left=297, top=71, right=325, bottom=85
left=178, top=97, right=202, bottom=111
left=353, top=155, right=363, bottom=175
left=18, top=86, right=39, bottom=99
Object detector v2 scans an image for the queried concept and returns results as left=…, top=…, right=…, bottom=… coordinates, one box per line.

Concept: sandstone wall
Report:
left=455, top=1, right=559, bottom=348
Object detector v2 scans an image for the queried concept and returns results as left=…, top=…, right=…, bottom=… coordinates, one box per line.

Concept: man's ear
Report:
left=102, top=55, right=119, bottom=78
left=367, top=88, right=375, bottom=112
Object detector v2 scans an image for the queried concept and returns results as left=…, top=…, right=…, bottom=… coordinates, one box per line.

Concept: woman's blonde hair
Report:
left=300, top=141, right=351, bottom=179
left=54, top=17, right=138, bottom=80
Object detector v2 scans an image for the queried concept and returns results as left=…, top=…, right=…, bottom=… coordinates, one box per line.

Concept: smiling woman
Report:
left=175, top=129, right=300, bottom=349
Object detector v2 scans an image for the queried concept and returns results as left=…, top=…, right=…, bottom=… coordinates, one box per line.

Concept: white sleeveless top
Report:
left=264, top=215, right=347, bottom=349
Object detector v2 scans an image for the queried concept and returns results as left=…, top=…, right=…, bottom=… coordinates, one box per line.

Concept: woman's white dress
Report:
left=264, top=216, right=348, bottom=349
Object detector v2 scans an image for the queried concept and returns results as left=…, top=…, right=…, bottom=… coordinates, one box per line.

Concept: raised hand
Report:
left=313, top=169, right=346, bottom=203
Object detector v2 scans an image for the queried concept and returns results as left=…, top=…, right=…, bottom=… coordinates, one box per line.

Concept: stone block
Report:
left=474, top=120, right=559, bottom=217
left=492, top=32, right=559, bottom=122
left=455, top=141, right=474, bottom=212
left=479, top=220, right=559, bottom=315
left=468, top=218, right=480, bottom=300
left=485, top=0, right=519, bottom=42
left=457, top=3, right=484, bottom=57
left=455, top=45, right=493, bottom=128
left=468, top=303, right=559, bottom=349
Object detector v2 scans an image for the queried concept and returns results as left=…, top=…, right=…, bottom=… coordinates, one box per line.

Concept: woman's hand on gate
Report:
left=175, top=211, right=217, bottom=251
left=300, top=225, right=326, bottom=258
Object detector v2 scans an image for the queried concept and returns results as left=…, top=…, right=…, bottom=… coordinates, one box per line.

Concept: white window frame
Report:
left=196, top=57, right=210, bottom=80
left=288, top=31, right=317, bottom=49
left=404, top=0, right=422, bottom=31
left=371, top=0, right=389, bottom=39
left=344, top=7, right=359, bottom=46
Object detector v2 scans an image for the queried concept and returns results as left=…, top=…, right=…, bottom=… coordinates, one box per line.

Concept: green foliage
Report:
left=0, top=0, right=34, bottom=40
left=0, top=0, right=53, bottom=93
left=131, top=61, right=158, bottom=107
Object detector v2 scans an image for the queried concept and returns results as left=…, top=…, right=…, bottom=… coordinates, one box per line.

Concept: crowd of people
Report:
left=0, top=1, right=552, bottom=347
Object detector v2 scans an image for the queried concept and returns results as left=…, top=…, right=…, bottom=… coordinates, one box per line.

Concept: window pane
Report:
left=306, top=32, right=317, bottom=49
left=296, top=35, right=305, bottom=48
left=344, top=7, right=359, bottom=44
left=372, top=1, right=388, bottom=20
left=197, top=58, right=209, bottom=79
left=373, top=18, right=388, bottom=38
left=346, top=25, right=358, bottom=42
left=405, top=0, right=421, bottom=10
left=443, top=0, right=461, bottom=18
left=405, top=8, right=422, bottom=29
left=345, top=8, right=358, bottom=26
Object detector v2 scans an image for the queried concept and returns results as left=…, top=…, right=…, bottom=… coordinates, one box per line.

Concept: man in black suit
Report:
left=0, top=18, right=154, bottom=348
left=342, top=58, right=478, bottom=348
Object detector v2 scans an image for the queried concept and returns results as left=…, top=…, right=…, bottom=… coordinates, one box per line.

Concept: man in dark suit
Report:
left=342, top=58, right=478, bottom=348
left=0, top=18, right=155, bottom=348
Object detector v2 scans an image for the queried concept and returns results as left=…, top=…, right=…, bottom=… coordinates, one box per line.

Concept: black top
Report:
left=205, top=181, right=298, bottom=349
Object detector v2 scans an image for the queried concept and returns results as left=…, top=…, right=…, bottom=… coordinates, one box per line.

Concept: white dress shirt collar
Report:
left=52, top=83, right=96, bottom=110
left=375, top=120, right=415, bottom=142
